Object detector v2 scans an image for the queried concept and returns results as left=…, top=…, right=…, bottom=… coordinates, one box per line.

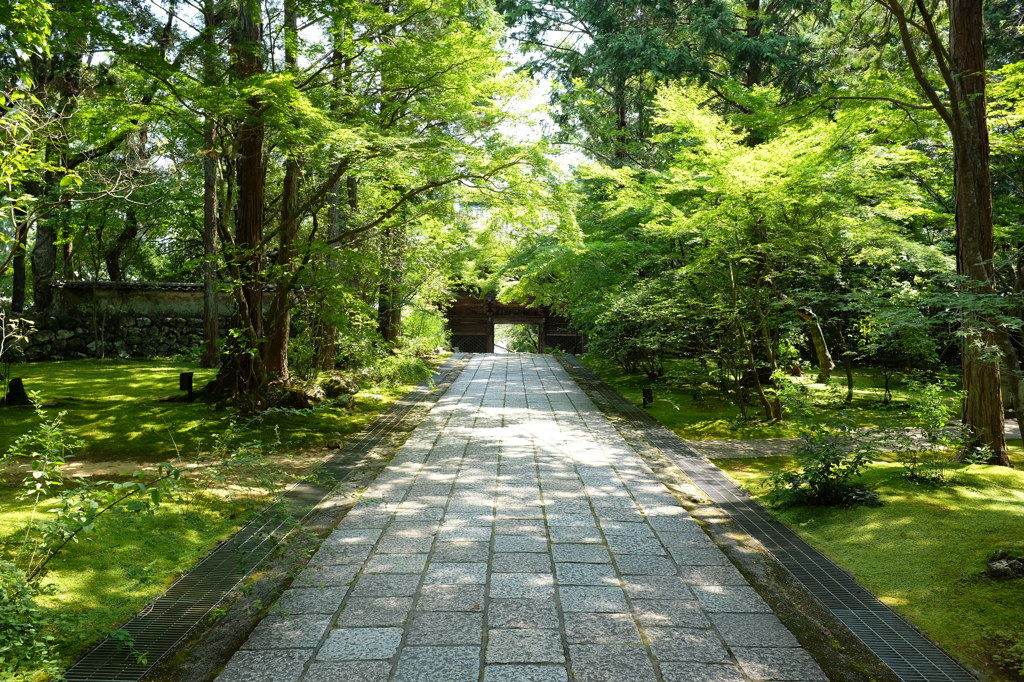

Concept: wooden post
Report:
left=537, top=318, right=547, bottom=354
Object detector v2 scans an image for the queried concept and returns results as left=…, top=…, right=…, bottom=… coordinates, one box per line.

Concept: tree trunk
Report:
left=794, top=308, right=835, bottom=383
left=200, top=0, right=220, bottom=369
left=266, top=156, right=300, bottom=380
left=265, top=0, right=300, bottom=382
left=214, top=0, right=267, bottom=407
left=950, top=0, right=1009, bottom=465
left=11, top=211, right=28, bottom=313
left=377, top=223, right=404, bottom=343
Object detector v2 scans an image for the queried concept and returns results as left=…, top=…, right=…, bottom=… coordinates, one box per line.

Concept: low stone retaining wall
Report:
left=24, top=312, right=213, bottom=361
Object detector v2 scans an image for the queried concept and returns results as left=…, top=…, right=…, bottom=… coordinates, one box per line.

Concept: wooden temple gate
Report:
left=445, top=292, right=585, bottom=354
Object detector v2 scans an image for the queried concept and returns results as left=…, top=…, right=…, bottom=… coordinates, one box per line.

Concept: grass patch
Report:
left=0, top=356, right=439, bottom=679
left=580, top=355, right=956, bottom=441
left=714, top=456, right=1024, bottom=681
left=0, top=485, right=260, bottom=670
left=0, top=359, right=420, bottom=462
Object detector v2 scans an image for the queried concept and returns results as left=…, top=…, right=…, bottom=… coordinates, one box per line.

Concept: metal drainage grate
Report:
left=560, top=356, right=979, bottom=682
left=63, top=355, right=468, bottom=682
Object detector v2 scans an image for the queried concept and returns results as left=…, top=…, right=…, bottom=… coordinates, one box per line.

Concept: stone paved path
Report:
left=218, top=355, right=828, bottom=682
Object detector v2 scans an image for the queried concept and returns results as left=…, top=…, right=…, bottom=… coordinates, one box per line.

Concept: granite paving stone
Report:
left=621, top=575, right=693, bottom=599
left=337, top=597, right=414, bottom=627
left=407, top=612, right=483, bottom=645
left=273, top=588, right=348, bottom=615
left=692, top=585, right=774, bottom=613
left=224, top=356, right=827, bottom=682
left=494, top=534, right=548, bottom=552
left=552, top=544, right=611, bottom=564
left=677, top=565, right=748, bottom=586
left=644, top=626, right=730, bottom=662
left=241, top=615, right=332, bottom=650
left=301, top=661, right=392, bottom=682
left=363, top=553, right=429, bottom=574
left=394, top=646, right=481, bottom=681
left=483, top=665, right=569, bottom=682
left=711, top=612, right=801, bottom=647
left=488, top=599, right=561, bottom=629
left=424, top=562, right=488, bottom=585
left=614, top=555, right=678, bottom=576
left=554, top=562, right=618, bottom=586
left=548, top=526, right=603, bottom=544
left=569, top=645, right=658, bottom=682
left=559, top=585, right=629, bottom=612
left=218, top=650, right=311, bottom=682
left=605, top=535, right=666, bottom=556
left=659, top=661, right=747, bottom=682
left=417, top=584, right=486, bottom=611
left=486, top=629, right=565, bottom=663
left=349, top=573, right=421, bottom=597
left=433, top=541, right=490, bottom=562
left=316, top=627, right=403, bottom=660
left=291, top=563, right=360, bottom=587
left=632, top=599, right=711, bottom=628
left=563, top=612, right=642, bottom=644
left=492, top=552, right=552, bottom=573
left=732, top=646, right=829, bottom=680
left=490, top=572, right=555, bottom=599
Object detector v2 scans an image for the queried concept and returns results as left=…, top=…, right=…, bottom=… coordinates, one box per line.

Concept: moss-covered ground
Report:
left=715, top=456, right=1024, bottom=681
left=0, top=358, right=435, bottom=679
left=0, top=359, right=411, bottom=461
left=579, top=356, right=957, bottom=440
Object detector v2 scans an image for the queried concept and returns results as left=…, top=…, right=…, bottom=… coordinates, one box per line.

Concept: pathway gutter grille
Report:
left=560, top=355, right=979, bottom=682
left=62, top=354, right=468, bottom=682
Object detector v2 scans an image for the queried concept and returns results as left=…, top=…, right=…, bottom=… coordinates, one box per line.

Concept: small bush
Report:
left=888, top=380, right=964, bottom=484
left=0, top=562, right=60, bottom=680
left=764, top=422, right=882, bottom=507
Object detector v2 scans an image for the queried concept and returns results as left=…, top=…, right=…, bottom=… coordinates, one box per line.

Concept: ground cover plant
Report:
left=579, top=355, right=956, bottom=440
left=716, top=456, right=1024, bottom=681
left=0, top=359, right=415, bottom=461
left=0, top=356, right=435, bottom=680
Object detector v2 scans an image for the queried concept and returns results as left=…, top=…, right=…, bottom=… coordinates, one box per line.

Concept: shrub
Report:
left=887, top=380, right=964, bottom=484
left=0, top=562, right=60, bottom=680
left=765, top=421, right=882, bottom=507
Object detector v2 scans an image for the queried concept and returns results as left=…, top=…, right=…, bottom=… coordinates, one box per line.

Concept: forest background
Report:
left=2, top=0, right=1024, bottom=678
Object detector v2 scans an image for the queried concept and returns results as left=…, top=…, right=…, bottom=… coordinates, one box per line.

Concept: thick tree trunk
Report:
left=265, top=0, right=300, bottom=382
left=266, top=156, right=300, bottom=380
left=201, top=123, right=220, bottom=368
left=200, top=0, right=220, bottom=369
left=950, top=0, right=1009, bottom=465
left=214, top=0, right=267, bottom=407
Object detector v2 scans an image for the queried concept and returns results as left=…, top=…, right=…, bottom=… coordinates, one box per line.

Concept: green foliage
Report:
left=2, top=406, right=184, bottom=582
left=0, top=561, right=60, bottom=680
left=764, top=421, right=882, bottom=507
left=888, top=380, right=965, bottom=484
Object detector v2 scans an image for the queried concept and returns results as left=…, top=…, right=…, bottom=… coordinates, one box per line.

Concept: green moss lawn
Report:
left=0, top=359, right=413, bottom=462
left=715, top=457, right=1024, bottom=681
left=0, top=358, right=434, bottom=678
left=580, top=355, right=957, bottom=440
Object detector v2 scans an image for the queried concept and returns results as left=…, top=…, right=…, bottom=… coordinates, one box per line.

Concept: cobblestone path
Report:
left=218, top=355, right=828, bottom=682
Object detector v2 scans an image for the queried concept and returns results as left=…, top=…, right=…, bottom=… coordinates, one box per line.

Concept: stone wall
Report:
left=25, top=311, right=212, bottom=361
left=19, top=282, right=230, bottom=361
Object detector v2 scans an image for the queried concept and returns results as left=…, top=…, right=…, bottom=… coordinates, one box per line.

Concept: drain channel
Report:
left=561, top=356, right=979, bottom=682
left=63, top=355, right=468, bottom=682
